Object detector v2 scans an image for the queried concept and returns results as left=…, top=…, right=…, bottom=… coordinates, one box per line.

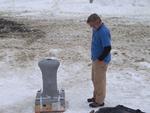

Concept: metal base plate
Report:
left=35, top=89, right=65, bottom=113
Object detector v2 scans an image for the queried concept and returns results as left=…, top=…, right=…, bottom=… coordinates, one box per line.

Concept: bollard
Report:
left=35, top=59, right=65, bottom=113
left=38, top=59, right=60, bottom=97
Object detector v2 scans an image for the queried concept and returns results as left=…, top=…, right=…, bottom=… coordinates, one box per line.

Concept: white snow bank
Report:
left=0, top=0, right=150, bottom=17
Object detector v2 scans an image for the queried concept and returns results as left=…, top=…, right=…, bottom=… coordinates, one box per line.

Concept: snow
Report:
left=1, top=61, right=149, bottom=113
left=0, top=0, right=150, bottom=18
left=138, top=62, right=150, bottom=69
left=0, top=0, right=150, bottom=113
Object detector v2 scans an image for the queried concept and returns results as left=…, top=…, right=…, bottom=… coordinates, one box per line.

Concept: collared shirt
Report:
left=91, top=23, right=111, bottom=64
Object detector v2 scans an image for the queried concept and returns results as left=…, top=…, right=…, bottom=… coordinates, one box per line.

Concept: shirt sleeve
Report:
left=100, top=29, right=111, bottom=47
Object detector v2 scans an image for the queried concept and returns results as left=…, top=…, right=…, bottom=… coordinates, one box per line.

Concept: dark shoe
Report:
left=89, top=102, right=105, bottom=108
left=87, top=97, right=95, bottom=103
left=89, top=110, right=95, bottom=113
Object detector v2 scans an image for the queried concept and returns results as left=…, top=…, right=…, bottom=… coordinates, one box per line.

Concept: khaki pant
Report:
left=92, top=61, right=108, bottom=104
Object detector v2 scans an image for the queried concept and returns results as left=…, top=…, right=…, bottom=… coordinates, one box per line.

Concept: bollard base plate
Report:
left=35, top=90, right=65, bottom=113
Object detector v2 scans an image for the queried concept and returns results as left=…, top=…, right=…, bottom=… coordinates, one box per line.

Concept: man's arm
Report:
left=98, top=46, right=111, bottom=61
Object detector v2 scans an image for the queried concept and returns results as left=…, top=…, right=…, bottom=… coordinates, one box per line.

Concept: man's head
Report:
left=87, top=13, right=102, bottom=30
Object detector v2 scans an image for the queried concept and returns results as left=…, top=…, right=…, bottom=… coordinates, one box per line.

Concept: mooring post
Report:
left=38, top=59, right=60, bottom=97
left=35, top=59, right=65, bottom=113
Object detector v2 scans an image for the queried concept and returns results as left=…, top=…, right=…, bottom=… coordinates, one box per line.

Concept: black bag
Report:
left=90, top=105, right=145, bottom=113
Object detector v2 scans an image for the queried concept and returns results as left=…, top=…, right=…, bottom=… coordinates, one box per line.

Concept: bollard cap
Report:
left=38, top=58, right=60, bottom=69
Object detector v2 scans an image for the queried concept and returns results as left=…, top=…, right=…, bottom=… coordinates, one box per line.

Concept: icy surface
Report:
left=0, top=0, right=150, bottom=18
left=0, top=0, right=150, bottom=113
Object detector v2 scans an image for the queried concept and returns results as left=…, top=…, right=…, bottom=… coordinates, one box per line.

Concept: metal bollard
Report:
left=38, top=59, right=60, bottom=97
left=35, top=59, right=65, bottom=113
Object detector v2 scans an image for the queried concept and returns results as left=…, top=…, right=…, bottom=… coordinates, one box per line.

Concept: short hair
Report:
left=87, top=13, right=101, bottom=23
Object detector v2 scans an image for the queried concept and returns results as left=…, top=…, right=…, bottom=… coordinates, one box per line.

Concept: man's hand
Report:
left=98, top=60, right=104, bottom=64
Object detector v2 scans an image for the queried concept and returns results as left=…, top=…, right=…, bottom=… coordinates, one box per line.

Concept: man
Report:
left=87, top=13, right=111, bottom=108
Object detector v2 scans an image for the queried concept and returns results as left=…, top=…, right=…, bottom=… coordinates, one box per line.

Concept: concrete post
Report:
left=38, top=59, right=60, bottom=97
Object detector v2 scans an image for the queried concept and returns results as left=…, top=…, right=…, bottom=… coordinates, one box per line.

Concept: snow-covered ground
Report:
left=0, top=0, right=150, bottom=18
left=0, top=0, right=150, bottom=113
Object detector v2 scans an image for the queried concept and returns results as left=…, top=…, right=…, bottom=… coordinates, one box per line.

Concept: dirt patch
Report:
left=0, top=18, right=31, bottom=33
left=0, top=17, right=46, bottom=46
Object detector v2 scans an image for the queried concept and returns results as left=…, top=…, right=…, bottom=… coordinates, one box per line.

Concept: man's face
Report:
left=88, top=20, right=101, bottom=30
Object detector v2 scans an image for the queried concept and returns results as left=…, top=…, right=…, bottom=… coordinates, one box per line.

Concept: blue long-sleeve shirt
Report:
left=91, top=23, right=111, bottom=64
